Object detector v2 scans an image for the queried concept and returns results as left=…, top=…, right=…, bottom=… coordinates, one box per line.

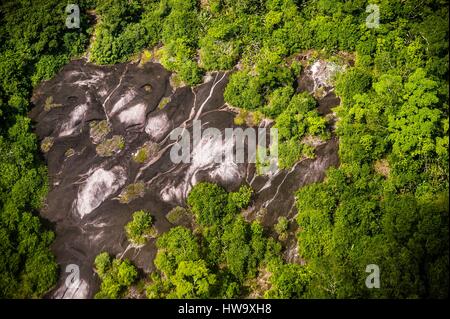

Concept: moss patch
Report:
left=158, top=97, right=171, bottom=110
left=118, top=182, right=145, bottom=204
left=96, top=135, right=124, bottom=157
left=40, top=137, right=54, bottom=153
left=165, top=206, right=189, bottom=224
left=44, top=96, right=62, bottom=111
left=133, top=142, right=159, bottom=164
left=139, top=49, right=153, bottom=67
left=90, top=120, right=111, bottom=144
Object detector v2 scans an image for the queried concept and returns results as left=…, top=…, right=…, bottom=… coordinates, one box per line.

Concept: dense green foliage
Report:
left=94, top=252, right=138, bottom=299
left=0, top=0, right=90, bottom=298
left=293, top=2, right=449, bottom=298
left=264, top=262, right=311, bottom=298
left=186, top=182, right=228, bottom=226
left=186, top=182, right=253, bottom=226
left=146, top=183, right=289, bottom=298
left=274, top=216, right=289, bottom=241
left=275, top=92, right=328, bottom=168
left=0, top=0, right=448, bottom=299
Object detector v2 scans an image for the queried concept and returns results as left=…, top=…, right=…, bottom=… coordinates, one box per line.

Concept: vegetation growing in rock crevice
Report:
left=95, top=135, right=125, bottom=157
left=133, top=142, right=159, bottom=163
left=157, top=97, right=171, bottom=110
left=118, top=182, right=145, bottom=204
left=274, top=216, right=289, bottom=241
left=44, top=96, right=62, bottom=112
left=40, top=136, right=54, bottom=153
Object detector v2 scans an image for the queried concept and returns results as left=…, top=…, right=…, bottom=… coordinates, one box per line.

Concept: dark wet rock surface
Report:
left=30, top=59, right=339, bottom=298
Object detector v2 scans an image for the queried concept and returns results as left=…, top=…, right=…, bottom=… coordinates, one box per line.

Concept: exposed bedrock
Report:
left=30, top=59, right=339, bottom=298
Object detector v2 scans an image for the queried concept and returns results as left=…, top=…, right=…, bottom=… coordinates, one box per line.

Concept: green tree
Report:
left=94, top=253, right=138, bottom=299
left=170, top=260, right=216, bottom=298
left=265, top=261, right=312, bottom=299
left=187, top=182, right=228, bottom=226
left=154, top=226, right=200, bottom=276
left=125, top=210, right=154, bottom=245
